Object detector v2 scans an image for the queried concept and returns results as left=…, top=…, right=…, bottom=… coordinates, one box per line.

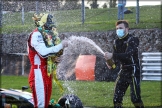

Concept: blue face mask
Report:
left=116, top=29, right=125, bottom=38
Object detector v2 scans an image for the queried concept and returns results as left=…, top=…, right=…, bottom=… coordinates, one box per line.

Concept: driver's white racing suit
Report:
left=27, top=28, right=63, bottom=108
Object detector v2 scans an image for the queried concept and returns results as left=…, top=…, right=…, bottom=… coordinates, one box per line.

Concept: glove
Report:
left=104, top=52, right=113, bottom=60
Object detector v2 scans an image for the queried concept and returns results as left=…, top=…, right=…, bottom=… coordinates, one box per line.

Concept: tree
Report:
left=109, top=0, right=116, bottom=8
left=87, top=0, right=99, bottom=9
left=102, top=3, right=108, bottom=8
left=61, top=0, right=81, bottom=10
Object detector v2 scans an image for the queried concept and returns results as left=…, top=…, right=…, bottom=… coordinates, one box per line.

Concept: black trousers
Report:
left=113, top=68, right=144, bottom=108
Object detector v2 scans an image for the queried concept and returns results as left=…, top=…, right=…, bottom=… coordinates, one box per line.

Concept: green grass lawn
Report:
left=1, top=75, right=162, bottom=107
left=2, top=5, right=161, bottom=34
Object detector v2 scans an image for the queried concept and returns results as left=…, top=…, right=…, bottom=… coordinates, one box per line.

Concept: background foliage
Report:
left=1, top=1, right=161, bottom=34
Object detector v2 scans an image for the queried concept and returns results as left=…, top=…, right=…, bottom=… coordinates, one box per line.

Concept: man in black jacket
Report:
left=104, top=20, right=144, bottom=108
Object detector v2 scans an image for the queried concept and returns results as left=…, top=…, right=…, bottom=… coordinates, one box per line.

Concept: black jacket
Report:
left=113, top=33, right=140, bottom=70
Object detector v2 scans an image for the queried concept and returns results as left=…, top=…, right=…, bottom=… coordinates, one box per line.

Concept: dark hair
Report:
left=116, top=20, right=129, bottom=28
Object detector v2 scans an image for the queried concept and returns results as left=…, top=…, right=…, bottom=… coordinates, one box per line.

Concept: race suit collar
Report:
left=118, top=33, right=129, bottom=39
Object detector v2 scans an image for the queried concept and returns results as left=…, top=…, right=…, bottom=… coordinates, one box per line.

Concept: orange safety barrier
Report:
left=75, top=55, right=96, bottom=81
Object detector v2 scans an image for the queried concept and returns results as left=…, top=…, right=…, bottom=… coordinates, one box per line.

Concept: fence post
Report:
left=0, top=0, right=2, bottom=30
left=136, top=0, right=139, bottom=24
left=81, top=0, right=85, bottom=24
left=22, top=5, right=24, bottom=25
left=36, top=0, right=39, bottom=14
left=0, top=0, right=2, bottom=73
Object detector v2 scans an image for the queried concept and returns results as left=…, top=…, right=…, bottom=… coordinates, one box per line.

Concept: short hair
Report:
left=116, top=20, right=129, bottom=28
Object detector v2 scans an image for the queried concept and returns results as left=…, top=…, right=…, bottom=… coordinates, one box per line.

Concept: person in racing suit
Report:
left=104, top=20, right=144, bottom=108
left=27, top=13, right=68, bottom=108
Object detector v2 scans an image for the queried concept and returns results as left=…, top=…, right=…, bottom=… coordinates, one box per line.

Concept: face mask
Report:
left=116, top=29, right=125, bottom=38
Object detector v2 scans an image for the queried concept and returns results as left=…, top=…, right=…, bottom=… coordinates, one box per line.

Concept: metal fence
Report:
left=2, top=0, right=161, bottom=34
left=1, top=0, right=139, bottom=33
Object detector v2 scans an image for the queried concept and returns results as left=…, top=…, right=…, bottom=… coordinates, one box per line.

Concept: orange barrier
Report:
left=75, top=55, right=96, bottom=81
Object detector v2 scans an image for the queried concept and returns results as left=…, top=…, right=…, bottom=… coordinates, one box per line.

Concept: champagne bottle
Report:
left=106, top=59, right=116, bottom=69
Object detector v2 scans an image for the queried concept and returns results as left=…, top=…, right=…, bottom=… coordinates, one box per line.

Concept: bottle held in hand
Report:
left=106, top=59, right=116, bottom=69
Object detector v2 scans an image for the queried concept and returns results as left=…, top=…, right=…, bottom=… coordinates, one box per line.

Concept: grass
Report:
left=2, top=5, right=161, bottom=34
left=1, top=75, right=162, bottom=107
